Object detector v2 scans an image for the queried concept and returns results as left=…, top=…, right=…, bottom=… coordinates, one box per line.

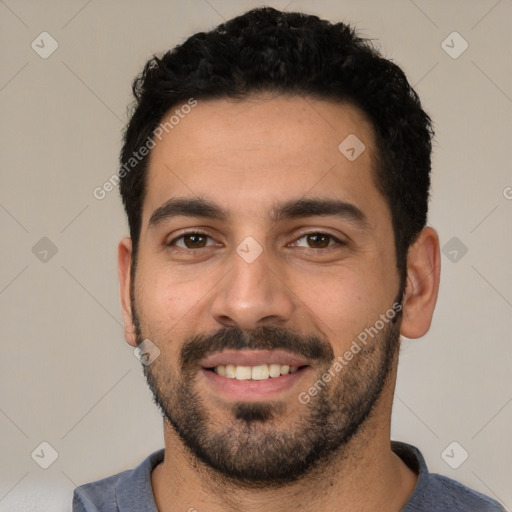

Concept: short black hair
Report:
left=119, top=6, right=434, bottom=281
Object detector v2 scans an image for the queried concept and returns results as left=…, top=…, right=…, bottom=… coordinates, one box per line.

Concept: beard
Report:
left=133, top=302, right=402, bottom=487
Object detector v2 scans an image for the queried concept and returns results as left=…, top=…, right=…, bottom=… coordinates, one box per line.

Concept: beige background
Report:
left=1, top=0, right=511, bottom=510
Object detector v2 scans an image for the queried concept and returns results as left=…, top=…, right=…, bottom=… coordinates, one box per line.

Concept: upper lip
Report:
left=200, top=349, right=310, bottom=369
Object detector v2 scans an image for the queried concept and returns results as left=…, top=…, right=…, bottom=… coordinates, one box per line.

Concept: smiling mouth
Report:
left=207, top=364, right=309, bottom=381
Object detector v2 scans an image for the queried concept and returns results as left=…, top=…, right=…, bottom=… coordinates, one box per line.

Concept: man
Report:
left=73, top=7, right=505, bottom=511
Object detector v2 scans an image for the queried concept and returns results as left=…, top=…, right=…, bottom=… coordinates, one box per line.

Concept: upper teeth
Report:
left=214, top=364, right=299, bottom=380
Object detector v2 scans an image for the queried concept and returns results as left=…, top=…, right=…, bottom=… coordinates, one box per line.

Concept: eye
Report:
left=292, top=232, right=343, bottom=249
left=166, top=231, right=344, bottom=251
left=168, top=232, right=218, bottom=250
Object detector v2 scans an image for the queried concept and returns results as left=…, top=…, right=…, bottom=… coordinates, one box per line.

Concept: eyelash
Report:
left=166, top=230, right=345, bottom=251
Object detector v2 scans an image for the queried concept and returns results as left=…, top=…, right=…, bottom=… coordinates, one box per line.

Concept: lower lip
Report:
left=200, top=367, right=309, bottom=400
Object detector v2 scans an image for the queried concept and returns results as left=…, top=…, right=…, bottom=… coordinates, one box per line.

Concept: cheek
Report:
left=287, top=264, right=393, bottom=345
left=134, top=259, right=208, bottom=338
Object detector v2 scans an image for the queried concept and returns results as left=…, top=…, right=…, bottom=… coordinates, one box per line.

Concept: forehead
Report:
left=142, top=94, right=384, bottom=226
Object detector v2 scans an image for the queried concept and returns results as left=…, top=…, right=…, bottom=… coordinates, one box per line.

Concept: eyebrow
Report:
left=149, top=197, right=229, bottom=226
left=148, top=196, right=370, bottom=229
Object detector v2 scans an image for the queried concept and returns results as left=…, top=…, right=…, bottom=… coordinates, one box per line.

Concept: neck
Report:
left=151, top=381, right=418, bottom=512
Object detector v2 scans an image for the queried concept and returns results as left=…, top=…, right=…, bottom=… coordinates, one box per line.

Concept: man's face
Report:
left=125, top=95, right=403, bottom=483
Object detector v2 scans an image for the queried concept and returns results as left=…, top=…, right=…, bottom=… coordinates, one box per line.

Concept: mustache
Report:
left=180, top=325, right=334, bottom=369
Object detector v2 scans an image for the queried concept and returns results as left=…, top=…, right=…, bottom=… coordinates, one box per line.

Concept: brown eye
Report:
left=306, top=233, right=332, bottom=249
left=182, top=234, right=208, bottom=248
left=168, top=232, right=215, bottom=249
left=293, top=233, right=339, bottom=249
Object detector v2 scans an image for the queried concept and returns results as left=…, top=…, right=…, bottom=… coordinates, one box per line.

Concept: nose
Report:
left=211, top=245, right=295, bottom=331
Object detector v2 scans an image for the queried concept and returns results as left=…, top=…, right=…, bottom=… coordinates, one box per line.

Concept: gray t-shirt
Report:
left=72, top=441, right=505, bottom=511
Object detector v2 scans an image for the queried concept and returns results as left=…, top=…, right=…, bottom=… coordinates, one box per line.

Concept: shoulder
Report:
left=392, top=441, right=505, bottom=512
left=72, top=449, right=165, bottom=512
left=419, top=472, right=506, bottom=511
left=73, top=472, right=124, bottom=512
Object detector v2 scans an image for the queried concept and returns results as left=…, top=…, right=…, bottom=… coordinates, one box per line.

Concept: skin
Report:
left=118, top=94, right=441, bottom=512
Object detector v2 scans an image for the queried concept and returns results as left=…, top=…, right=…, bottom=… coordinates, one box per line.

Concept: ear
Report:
left=400, top=227, right=441, bottom=339
left=118, top=237, right=137, bottom=347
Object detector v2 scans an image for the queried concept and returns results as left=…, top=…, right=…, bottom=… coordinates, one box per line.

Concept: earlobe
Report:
left=118, top=237, right=138, bottom=347
left=400, top=227, right=441, bottom=339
